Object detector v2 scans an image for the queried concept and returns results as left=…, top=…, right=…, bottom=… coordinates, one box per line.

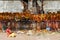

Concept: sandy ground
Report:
left=0, top=32, right=60, bottom=40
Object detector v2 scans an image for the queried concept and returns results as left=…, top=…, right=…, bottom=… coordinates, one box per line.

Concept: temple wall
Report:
left=0, top=1, right=60, bottom=13
left=0, top=1, right=24, bottom=12
left=43, top=1, right=60, bottom=13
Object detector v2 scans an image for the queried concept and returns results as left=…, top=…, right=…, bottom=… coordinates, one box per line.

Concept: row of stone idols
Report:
left=0, top=12, right=60, bottom=22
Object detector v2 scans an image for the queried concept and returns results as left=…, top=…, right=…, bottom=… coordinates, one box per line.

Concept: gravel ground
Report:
left=0, top=32, right=60, bottom=40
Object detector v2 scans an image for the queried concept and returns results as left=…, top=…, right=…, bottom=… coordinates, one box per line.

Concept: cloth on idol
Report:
left=9, top=33, right=16, bottom=37
left=6, top=27, right=12, bottom=36
left=46, top=26, right=51, bottom=31
left=2, top=24, right=7, bottom=30
left=0, top=22, right=2, bottom=30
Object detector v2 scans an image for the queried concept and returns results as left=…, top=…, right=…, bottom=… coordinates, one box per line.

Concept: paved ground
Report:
left=0, top=32, right=60, bottom=40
